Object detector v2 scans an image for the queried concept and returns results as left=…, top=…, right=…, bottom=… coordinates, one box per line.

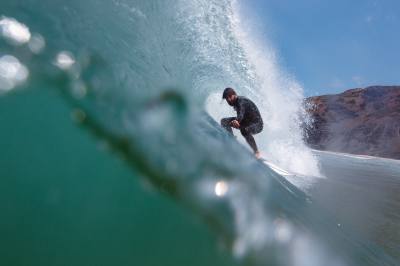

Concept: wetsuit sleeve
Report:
left=236, top=100, right=246, bottom=123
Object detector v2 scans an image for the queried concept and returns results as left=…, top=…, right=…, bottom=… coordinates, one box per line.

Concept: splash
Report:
left=206, top=1, right=321, bottom=178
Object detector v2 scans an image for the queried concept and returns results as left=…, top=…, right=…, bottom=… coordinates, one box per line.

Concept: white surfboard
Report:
left=261, top=159, right=292, bottom=177
left=261, top=158, right=318, bottom=191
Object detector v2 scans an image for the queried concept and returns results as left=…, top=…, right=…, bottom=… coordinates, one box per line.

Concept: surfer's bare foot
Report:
left=255, top=151, right=261, bottom=159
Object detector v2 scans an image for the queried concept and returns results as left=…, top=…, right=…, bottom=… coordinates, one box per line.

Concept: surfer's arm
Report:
left=236, top=100, right=246, bottom=123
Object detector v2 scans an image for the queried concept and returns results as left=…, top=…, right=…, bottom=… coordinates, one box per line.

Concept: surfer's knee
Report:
left=221, top=118, right=229, bottom=127
left=240, top=127, right=249, bottom=136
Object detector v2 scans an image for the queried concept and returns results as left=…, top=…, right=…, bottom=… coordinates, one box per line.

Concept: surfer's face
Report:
left=226, top=94, right=236, bottom=106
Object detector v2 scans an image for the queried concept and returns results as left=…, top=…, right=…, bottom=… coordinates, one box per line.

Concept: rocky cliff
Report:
left=304, top=86, right=400, bottom=159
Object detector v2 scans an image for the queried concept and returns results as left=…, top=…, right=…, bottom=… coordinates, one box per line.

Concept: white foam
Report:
left=206, top=1, right=322, bottom=178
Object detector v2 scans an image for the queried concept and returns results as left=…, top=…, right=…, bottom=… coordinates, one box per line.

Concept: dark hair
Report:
left=222, top=87, right=236, bottom=99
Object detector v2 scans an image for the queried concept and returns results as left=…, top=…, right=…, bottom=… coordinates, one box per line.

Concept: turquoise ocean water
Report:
left=0, top=1, right=399, bottom=265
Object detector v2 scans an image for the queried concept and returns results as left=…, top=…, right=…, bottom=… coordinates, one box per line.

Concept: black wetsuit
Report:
left=221, top=96, right=263, bottom=153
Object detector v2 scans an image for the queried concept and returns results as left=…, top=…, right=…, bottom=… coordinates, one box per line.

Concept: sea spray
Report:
left=206, top=1, right=321, bottom=178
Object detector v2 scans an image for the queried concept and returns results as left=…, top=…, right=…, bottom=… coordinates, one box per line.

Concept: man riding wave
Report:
left=221, top=87, right=264, bottom=158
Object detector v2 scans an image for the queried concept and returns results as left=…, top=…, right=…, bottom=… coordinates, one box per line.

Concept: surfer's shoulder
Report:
left=237, top=96, right=249, bottom=103
left=238, top=96, right=256, bottom=106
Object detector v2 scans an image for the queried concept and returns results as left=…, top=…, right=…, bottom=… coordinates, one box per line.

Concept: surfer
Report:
left=221, top=87, right=263, bottom=158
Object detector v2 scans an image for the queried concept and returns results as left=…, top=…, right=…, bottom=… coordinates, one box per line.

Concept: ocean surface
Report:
left=0, top=1, right=399, bottom=265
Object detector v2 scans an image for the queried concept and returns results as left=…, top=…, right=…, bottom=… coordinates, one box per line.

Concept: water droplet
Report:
left=71, top=80, right=87, bottom=99
left=71, top=109, right=86, bottom=123
left=0, top=16, right=31, bottom=45
left=215, top=180, right=229, bottom=197
left=274, top=218, right=292, bottom=243
left=54, top=51, right=75, bottom=70
left=0, top=55, right=29, bottom=93
left=28, top=33, right=45, bottom=54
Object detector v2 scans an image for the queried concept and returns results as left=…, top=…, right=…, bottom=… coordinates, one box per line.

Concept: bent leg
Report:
left=245, top=121, right=263, bottom=135
left=220, top=117, right=236, bottom=135
left=240, top=127, right=259, bottom=153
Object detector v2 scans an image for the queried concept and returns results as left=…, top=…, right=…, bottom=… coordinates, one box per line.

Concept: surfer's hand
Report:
left=231, top=120, right=240, bottom=129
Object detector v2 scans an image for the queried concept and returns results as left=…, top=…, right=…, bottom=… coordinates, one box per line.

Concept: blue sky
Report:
left=246, top=0, right=400, bottom=96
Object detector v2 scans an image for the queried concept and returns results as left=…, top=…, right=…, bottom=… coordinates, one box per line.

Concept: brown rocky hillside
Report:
left=304, top=86, right=400, bottom=159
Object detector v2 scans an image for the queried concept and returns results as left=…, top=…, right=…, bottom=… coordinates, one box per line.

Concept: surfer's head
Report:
left=222, top=87, right=237, bottom=106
